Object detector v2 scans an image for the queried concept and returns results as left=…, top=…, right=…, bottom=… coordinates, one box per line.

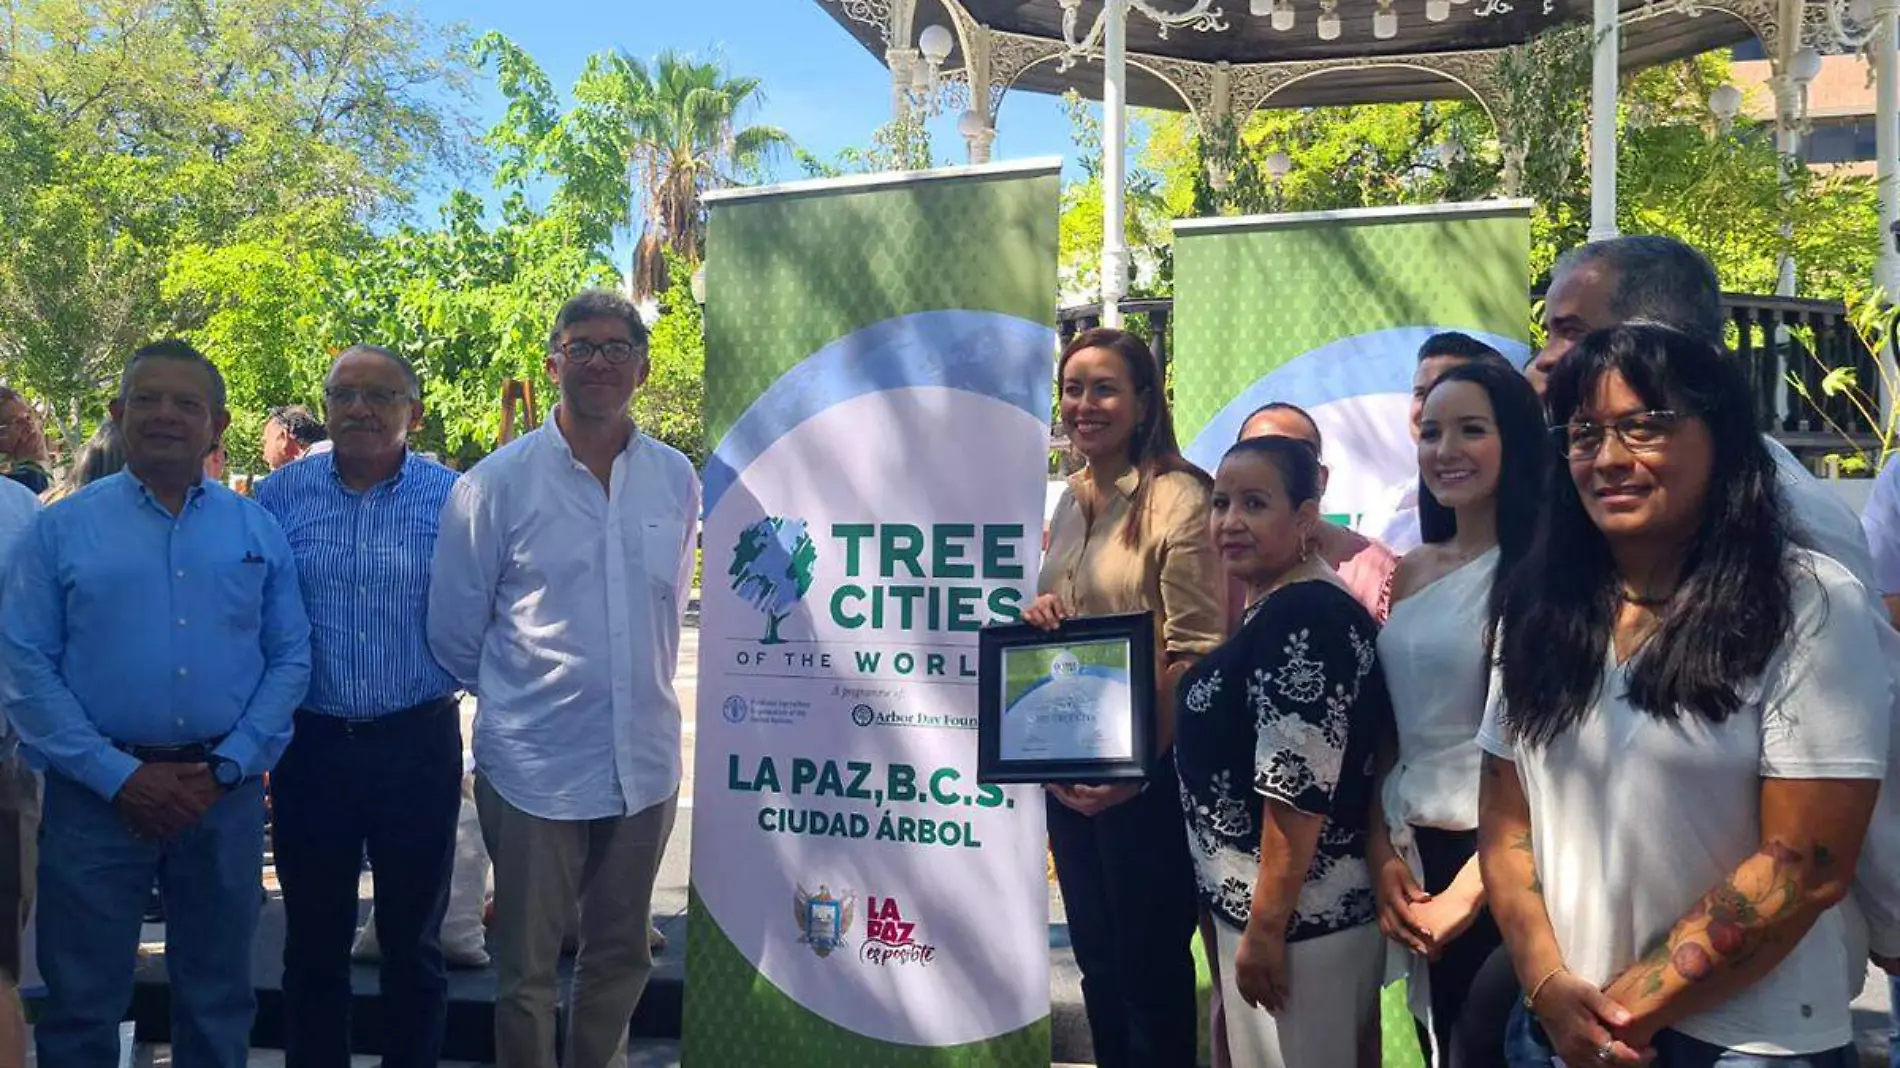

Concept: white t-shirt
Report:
left=1768, top=436, right=1875, bottom=590
left=1365, top=480, right=1422, bottom=556
left=1477, top=550, right=1891, bottom=1055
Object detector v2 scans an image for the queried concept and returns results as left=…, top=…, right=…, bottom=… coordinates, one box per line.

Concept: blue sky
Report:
left=413, top=0, right=1081, bottom=198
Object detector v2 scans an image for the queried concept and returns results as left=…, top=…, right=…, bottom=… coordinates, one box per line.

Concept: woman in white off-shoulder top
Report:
left=1368, top=360, right=1549, bottom=1068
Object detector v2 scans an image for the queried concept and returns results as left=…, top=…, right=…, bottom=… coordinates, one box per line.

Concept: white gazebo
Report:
left=819, top=0, right=1900, bottom=321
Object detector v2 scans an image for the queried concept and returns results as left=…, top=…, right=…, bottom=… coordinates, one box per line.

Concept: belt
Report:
left=111, top=736, right=226, bottom=764
left=293, top=695, right=457, bottom=738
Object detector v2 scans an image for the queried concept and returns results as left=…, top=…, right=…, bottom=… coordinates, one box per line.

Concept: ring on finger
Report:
left=1595, top=1043, right=1617, bottom=1063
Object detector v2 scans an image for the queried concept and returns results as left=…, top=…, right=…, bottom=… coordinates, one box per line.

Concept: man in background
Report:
left=263, top=405, right=328, bottom=472
left=0, top=475, right=39, bottom=1068
left=0, top=389, right=49, bottom=496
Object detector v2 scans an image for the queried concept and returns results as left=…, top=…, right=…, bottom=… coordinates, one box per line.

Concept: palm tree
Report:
left=623, top=51, right=791, bottom=298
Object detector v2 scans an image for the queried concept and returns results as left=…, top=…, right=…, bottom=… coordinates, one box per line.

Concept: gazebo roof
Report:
left=818, top=0, right=1767, bottom=112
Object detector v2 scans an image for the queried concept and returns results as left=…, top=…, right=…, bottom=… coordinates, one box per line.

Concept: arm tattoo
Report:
left=1510, top=830, right=1543, bottom=894
left=1620, top=839, right=1816, bottom=997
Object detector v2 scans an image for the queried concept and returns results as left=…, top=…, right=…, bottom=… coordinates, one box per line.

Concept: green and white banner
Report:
left=1170, top=202, right=1533, bottom=536
left=684, top=160, right=1061, bottom=1066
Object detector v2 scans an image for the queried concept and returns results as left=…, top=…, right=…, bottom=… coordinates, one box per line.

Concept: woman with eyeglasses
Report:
left=1478, top=323, right=1890, bottom=1068
left=1368, top=360, right=1546, bottom=1068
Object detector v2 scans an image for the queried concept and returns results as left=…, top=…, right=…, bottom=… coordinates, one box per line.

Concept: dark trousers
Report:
left=1047, top=761, right=1199, bottom=1068
left=1415, top=826, right=1514, bottom=1068
left=272, top=699, right=462, bottom=1068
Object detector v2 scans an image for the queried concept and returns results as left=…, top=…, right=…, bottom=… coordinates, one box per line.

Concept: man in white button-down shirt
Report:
left=427, top=291, right=699, bottom=1068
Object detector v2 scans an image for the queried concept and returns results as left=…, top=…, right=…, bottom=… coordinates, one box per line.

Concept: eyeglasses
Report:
left=323, top=386, right=410, bottom=409
left=1554, top=410, right=1686, bottom=460
left=557, top=340, right=643, bottom=365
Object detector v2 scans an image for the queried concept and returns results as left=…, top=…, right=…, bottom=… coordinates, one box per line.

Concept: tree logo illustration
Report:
left=730, top=516, right=817, bottom=645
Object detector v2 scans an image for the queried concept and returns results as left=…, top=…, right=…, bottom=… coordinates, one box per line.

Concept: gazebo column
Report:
left=1771, top=70, right=1801, bottom=295
left=887, top=0, right=920, bottom=135
left=1588, top=0, right=1620, bottom=241
left=962, top=24, right=998, bottom=164
left=1878, top=0, right=1900, bottom=294
left=1102, top=0, right=1130, bottom=328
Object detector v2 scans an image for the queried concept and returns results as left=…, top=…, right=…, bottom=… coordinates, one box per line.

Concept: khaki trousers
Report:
left=474, top=777, right=676, bottom=1068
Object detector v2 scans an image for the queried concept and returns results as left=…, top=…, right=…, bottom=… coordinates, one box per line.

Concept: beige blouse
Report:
left=1040, top=465, right=1224, bottom=660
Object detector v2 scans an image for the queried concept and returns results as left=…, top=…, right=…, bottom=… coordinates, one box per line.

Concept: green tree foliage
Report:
left=641, top=256, right=708, bottom=467
left=3, top=4, right=762, bottom=469
left=0, top=0, right=472, bottom=442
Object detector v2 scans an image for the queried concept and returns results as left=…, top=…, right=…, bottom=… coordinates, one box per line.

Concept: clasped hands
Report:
left=114, top=762, right=224, bottom=839
left=1368, top=840, right=1653, bottom=1063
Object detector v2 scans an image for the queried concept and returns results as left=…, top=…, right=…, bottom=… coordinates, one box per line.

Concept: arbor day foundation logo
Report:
left=730, top=516, right=818, bottom=645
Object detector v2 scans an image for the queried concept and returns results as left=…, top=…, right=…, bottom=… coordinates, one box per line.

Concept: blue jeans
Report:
left=1889, top=974, right=1900, bottom=1068
left=36, top=772, right=266, bottom=1068
left=1507, top=1003, right=1856, bottom=1067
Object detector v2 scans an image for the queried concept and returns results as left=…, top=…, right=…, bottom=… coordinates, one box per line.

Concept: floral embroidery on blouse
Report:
left=1173, top=580, right=1388, bottom=939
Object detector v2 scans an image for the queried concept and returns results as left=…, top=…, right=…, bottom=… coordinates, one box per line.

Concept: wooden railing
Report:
left=1058, top=293, right=1883, bottom=451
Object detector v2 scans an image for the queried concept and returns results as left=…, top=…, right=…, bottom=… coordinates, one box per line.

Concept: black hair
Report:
left=1553, top=236, right=1724, bottom=346
left=1417, top=360, right=1548, bottom=550
left=1238, top=401, right=1323, bottom=454
left=1418, top=331, right=1504, bottom=365
left=121, top=339, right=227, bottom=412
left=1220, top=435, right=1322, bottom=508
left=1496, top=322, right=1791, bottom=747
left=267, top=405, right=328, bottom=445
left=549, top=290, right=650, bottom=350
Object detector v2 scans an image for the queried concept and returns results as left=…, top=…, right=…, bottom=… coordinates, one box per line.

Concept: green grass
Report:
left=1188, top=935, right=1428, bottom=1068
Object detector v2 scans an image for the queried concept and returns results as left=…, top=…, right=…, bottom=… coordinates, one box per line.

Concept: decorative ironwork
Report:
left=1805, top=0, right=1878, bottom=51
left=828, top=0, right=897, bottom=44
left=1058, top=0, right=1231, bottom=71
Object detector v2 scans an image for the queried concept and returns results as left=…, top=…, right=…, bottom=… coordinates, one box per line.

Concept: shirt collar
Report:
left=542, top=405, right=642, bottom=466
left=1069, top=464, right=1142, bottom=501
left=323, top=448, right=414, bottom=494
left=124, top=467, right=210, bottom=515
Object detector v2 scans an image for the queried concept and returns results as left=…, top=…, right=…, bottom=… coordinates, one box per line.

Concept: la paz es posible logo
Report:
left=861, top=895, right=938, bottom=966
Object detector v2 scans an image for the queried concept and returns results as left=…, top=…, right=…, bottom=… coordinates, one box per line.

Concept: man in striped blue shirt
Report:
left=255, top=345, right=462, bottom=1068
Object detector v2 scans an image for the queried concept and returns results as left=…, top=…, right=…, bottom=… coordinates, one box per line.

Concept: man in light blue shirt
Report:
left=0, top=340, right=311, bottom=1068
left=0, top=474, right=39, bottom=1068
left=256, top=346, right=461, bottom=1068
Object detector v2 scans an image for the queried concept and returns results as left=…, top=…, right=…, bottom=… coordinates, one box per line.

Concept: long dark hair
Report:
left=1060, top=327, right=1209, bottom=548
left=1497, top=323, right=1792, bottom=747
left=1414, top=361, right=1548, bottom=630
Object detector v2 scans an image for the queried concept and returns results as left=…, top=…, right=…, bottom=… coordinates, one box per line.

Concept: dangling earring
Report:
left=1299, top=537, right=1310, bottom=564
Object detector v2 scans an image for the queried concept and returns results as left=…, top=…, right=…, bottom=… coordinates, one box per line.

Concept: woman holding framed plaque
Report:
left=1172, top=434, right=1389, bottom=1066
left=1021, top=327, right=1224, bottom=1068
left=1367, top=360, right=1548, bottom=1068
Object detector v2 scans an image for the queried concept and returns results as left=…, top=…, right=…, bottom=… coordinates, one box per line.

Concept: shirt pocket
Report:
left=643, top=517, right=687, bottom=600
left=217, top=560, right=268, bottom=630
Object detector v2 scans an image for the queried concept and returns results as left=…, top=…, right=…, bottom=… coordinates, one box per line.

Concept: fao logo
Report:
left=850, top=704, right=875, bottom=728
left=722, top=695, right=750, bottom=724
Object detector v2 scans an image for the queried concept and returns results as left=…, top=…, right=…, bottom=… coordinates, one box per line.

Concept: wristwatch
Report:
left=209, top=756, right=243, bottom=790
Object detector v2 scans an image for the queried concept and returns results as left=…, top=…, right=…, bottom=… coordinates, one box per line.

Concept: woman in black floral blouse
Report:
left=1174, top=434, right=1391, bottom=1067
